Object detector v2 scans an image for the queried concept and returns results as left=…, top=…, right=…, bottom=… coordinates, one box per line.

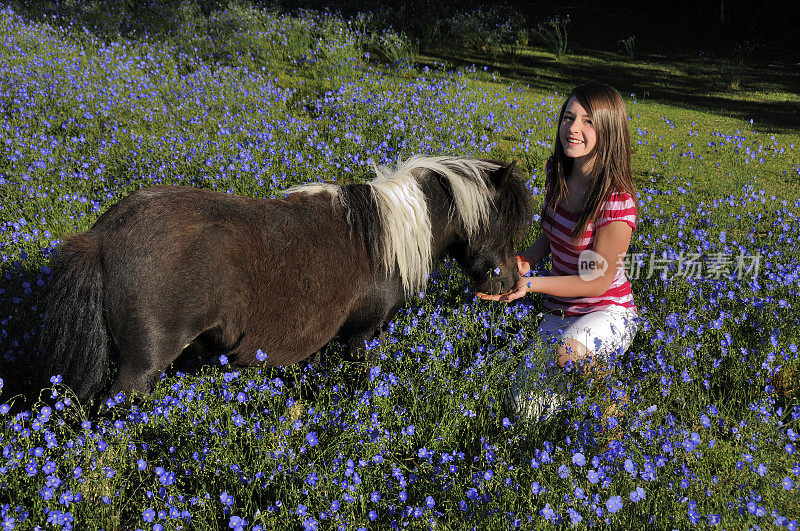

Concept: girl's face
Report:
left=559, top=96, right=597, bottom=164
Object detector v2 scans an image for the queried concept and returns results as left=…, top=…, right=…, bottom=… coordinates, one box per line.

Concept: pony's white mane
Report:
left=286, top=155, right=500, bottom=295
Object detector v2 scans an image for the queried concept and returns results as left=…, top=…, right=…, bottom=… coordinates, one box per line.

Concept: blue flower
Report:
left=571, top=452, right=585, bottom=466
left=606, top=496, right=623, bottom=514
left=629, top=486, right=645, bottom=502
left=540, top=503, right=555, bottom=521
left=220, top=492, right=234, bottom=507
left=568, top=507, right=582, bottom=525
left=229, top=516, right=246, bottom=530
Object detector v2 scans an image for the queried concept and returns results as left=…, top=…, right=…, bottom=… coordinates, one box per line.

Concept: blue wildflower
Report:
left=606, top=496, right=622, bottom=514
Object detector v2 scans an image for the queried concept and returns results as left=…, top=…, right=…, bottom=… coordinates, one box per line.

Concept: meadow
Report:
left=0, top=2, right=799, bottom=529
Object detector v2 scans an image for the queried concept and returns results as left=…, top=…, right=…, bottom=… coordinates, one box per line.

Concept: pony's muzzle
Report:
left=477, top=268, right=518, bottom=295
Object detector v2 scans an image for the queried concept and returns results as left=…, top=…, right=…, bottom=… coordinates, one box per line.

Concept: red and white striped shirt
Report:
left=541, top=190, right=637, bottom=316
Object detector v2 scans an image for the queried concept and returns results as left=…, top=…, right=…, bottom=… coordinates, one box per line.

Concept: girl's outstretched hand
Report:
left=477, top=276, right=534, bottom=303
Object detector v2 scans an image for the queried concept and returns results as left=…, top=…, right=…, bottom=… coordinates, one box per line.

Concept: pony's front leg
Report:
left=344, top=327, right=387, bottom=367
left=341, top=280, right=403, bottom=367
left=308, top=349, right=323, bottom=369
left=99, top=327, right=187, bottom=410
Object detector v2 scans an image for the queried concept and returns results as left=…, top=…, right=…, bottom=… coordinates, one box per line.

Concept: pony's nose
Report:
left=499, top=270, right=518, bottom=293
left=480, top=268, right=517, bottom=295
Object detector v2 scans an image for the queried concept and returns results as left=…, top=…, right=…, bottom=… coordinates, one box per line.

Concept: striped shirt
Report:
left=541, top=190, right=637, bottom=315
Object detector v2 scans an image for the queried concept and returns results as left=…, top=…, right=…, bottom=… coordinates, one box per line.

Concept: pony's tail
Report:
left=39, top=232, right=110, bottom=405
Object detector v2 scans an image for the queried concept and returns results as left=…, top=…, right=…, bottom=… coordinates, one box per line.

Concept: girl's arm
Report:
left=479, top=220, right=632, bottom=302
left=516, top=231, right=550, bottom=275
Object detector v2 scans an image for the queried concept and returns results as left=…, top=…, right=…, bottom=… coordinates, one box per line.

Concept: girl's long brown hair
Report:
left=545, top=81, right=637, bottom=239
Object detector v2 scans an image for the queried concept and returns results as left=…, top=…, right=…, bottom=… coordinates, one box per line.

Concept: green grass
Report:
left=0, top=2, right=799, bottom=529
left=420, top=42, right=800, bottom=132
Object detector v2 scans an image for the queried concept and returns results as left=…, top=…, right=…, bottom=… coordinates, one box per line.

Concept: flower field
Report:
left=0, top=2, right=798, bottom=529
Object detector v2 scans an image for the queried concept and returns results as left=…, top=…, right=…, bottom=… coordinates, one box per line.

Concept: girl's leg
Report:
left=555, top=306, right=639, bottom=428
left=555, top=306, right=639, bottom=371
left=507, top=307, right=638, bottom=422
left=505, top=313, right=574, bottom=421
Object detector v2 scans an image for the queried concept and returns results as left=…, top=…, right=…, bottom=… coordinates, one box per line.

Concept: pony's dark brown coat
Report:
left=39, top=157, right=533, bottom=406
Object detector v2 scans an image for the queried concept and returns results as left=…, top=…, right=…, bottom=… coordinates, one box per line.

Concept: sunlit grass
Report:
left=0, top=2, right=798, bottom=529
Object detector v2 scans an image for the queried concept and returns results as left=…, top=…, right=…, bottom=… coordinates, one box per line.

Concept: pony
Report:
left=39, top=155, right=533, bottom=406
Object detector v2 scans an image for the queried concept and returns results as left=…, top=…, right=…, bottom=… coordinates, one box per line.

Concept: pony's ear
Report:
left=490, top=161, right=517, bottom=189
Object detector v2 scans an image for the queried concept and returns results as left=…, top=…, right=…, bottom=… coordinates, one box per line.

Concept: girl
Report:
left=479, top=81, right=639, bottom=422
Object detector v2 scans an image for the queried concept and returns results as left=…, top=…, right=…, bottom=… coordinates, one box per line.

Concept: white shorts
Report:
left=537, top=305, right=639, bottom=364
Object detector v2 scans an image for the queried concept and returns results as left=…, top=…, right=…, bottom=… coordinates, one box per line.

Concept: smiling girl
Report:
left=479, top=81, right=639, bottom=422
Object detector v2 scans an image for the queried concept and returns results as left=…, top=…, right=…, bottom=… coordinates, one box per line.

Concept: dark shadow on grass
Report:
left=0, top=258, right=50, bottom=412
left=418, top=47, right=800, bottom=134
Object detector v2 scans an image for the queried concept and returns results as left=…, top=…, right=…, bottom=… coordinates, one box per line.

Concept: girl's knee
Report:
left=556, top=338, right=591, bottom=368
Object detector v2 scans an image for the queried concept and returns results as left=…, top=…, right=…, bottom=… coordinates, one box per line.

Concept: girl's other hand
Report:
left=516, top=254, right=532, bottom=276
